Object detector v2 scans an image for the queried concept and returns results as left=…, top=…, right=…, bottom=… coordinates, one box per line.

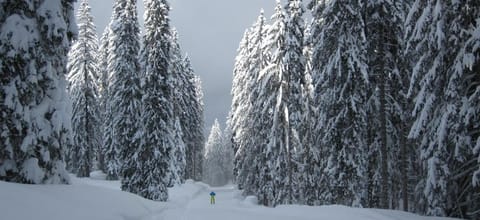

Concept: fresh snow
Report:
left=0, top=174, right=459, bottom=220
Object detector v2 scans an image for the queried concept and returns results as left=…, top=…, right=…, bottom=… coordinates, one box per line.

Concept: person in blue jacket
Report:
left=210, top=191, right=216, bottom=204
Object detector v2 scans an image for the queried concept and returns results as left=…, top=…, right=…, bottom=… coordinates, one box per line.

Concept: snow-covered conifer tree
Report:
left=250, top=18, right=270, bottom=198
left=306, top=0, right=329, bottom=206
left=169, top=30, right=204, bottom=181
left=244, top=9, right=268, bottom=195
left=441, top=3, right=480, bottom=217
left=298, top=19, right=318, bottom=206
left=96, top=26, right=111, bottom=173
left=363, top=0, right=411, bottom=209
left=254, top=0, right=299, bottom=206
left=311, top=0, right=369, bottom=207
left=284, top=0, right=309, bottom=204
left=234, top=10, right=269, bottom=197
left=204, top=119, right=233, bottom=186
left=135, top=0, right=173, bottom=201
left=169, top=29, right=186, bottom=118
left=465, top=5, right=480, bottom=218
left=67, top=0, right=101, bottom=177
left=167, top=29, right=188, bottom=185
left=230, top=29, right=250, bottom=187
left=222, top=123, right=235, bottom=184
left=405, top=3, right=452, bottom=214
left=183, top=56, right=205, bottom=181
left=0, top=0, right=77, bottom=184
left=167, top=117, right=186, bottom=186
left=204, top=120, right=224, bottom=186
left=251, top=3, right=286, bottom=206
left=98, top=26, right=111, bottom=118
left=405, top=0, right=480, bottom=217
left=191, top=74, right=205, bottom=181
left=104, top=0, right=142, bottom=181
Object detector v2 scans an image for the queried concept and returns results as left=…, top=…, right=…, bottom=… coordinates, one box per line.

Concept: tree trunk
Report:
left=400, top=99, right=409, bottom=211
left=376, top=21, right=388, bottom=209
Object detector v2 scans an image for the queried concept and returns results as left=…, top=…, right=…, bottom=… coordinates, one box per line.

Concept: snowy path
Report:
left=161, top=183, right=260, bottom=220
left=153, top=181, right=446, bottom=220
left=160, top=182, right=316, bottom=220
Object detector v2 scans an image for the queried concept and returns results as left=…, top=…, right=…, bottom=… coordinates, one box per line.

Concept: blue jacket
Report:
left=210, top=192, right=216, bottom=196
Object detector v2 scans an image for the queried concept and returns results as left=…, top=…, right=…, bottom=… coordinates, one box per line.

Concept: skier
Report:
left=210, top=191, right=216, bottom=204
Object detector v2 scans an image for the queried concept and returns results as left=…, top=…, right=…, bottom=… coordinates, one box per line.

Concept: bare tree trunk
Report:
left=377, top=18, right=389, bottom=210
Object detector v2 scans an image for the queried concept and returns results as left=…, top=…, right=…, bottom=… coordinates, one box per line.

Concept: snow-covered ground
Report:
left=0, top=173, right=458, bottom=220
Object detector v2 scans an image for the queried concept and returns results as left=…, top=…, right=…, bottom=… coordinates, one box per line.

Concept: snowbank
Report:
left=0, top=180, right=163, bottom=220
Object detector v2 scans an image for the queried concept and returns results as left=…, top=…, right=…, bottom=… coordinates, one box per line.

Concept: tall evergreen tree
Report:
left=0, top=0, right=77, bottom=184
left=254, top=0, right=309, bottom=206
left=183, top=56, right=205, bottom=181
left=298, top=16, right=318, bottom=206
left=167, top=117, right=186, bottom=186
left=222, top=122, right=235, bottom=184
left=169, top=31, right=204, bottom=181
left=204, top=119, right=232, bottom=186
left=96, top=26, right=111, bottom=173
left=467, top=4, right=480, bottom=218
left=405, top=0, right=480, bottom=217
left=67, top=0, right=101, bottom=177
left=363, top=0, right=411, bottom=210
left=284, top=0, right=309, bottom=204
left=203, top=120, right=222, bottom=186
left=444, top=2, right=480, bottom=218
left=104, top=0, right=142, bottom=181
left=245, top=9, right=270, bottom=197
left=253, top=1, right=288, bottom=206
left=312, top=0, right=369, bottom=207
left=306, top=0, right=328, bottom=206
left=233, top=10, right=268, bottom=195
left=167, top=29, right=187, bottom=185
left=191, top=74, right=205, bottom=181
left=230, top=29, right=250, bottom=186
left=135, top=0, right=173, bottom=201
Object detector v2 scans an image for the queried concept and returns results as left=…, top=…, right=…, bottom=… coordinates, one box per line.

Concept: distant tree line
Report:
left=203, top=119, right=234, bottom=187
left=229, top=0, right=480, bottom=218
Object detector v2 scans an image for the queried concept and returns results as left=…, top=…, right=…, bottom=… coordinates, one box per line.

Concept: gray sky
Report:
left=83, top=0, right=290, bottom=131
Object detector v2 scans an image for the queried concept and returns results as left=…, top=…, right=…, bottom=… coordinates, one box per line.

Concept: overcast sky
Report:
left=82, top=0, right=294, bottom=131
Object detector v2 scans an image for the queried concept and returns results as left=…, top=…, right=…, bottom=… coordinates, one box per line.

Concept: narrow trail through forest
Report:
left=146, top=181, right=416, bottom=220
left=160, top=183, right=264, bottom=220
